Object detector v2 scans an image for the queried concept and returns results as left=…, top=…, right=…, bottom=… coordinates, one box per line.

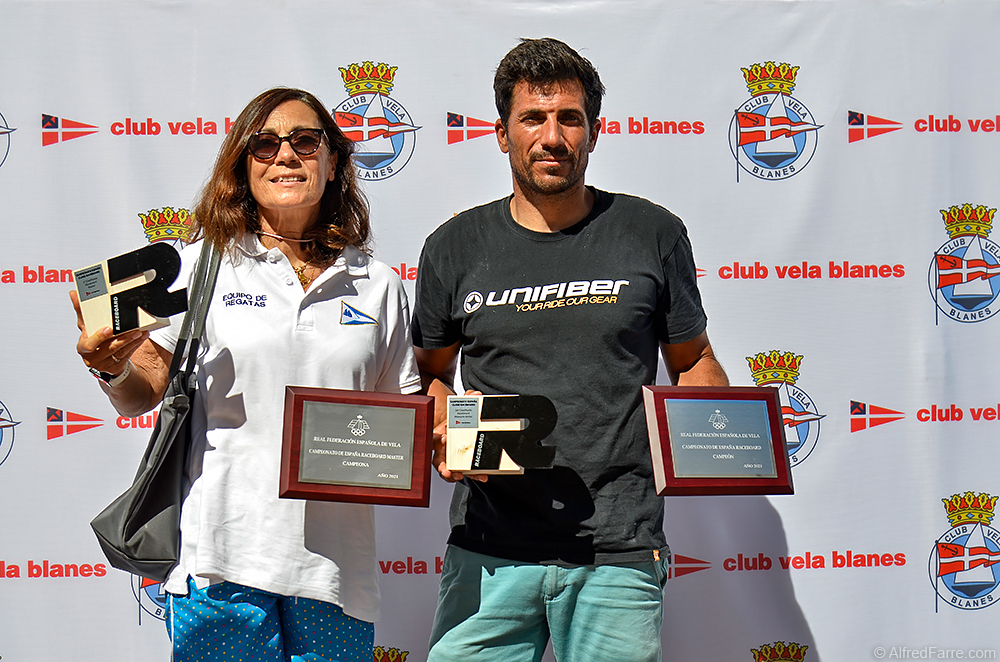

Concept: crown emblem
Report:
left=373, top=646, right=408, bottom=662
left=942, top=491, right=998, bottom=527
left=138, top=207, right=193, bottom=243
left=752, top=642, right=809, bottom=662
left=941, top=203, right=995, bottom=239
left=747, top=350, right=803, bottom=386
left=742, top=62, right=799, bottom=97
left=339, top=61, right=397, bottom=97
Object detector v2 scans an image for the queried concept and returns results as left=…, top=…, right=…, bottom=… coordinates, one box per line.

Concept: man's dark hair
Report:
left=494, top=38, right=605, bottom=129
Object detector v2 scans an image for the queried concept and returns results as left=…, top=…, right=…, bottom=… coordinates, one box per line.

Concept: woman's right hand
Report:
left=70, top=290, right=173, bottom=416
left=70, top=290, right=149, bottom=376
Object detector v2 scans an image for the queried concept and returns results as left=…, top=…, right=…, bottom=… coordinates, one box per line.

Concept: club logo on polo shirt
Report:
left=928, top=491, right=1000, bottom=611
left=0, top=398, right=20, bottom=469
left=928, top=203, right=1000, bottom=324
left=0, top=109, right=14, bottom=171
left=751, top=641, right=809, bottom=662
left=335, top=61, right=420, bottom=181
left=729, top=62, right=821, bottom=181
left=747, top=350, right=824, bottom=467
left=341, top=302, right=377, bottom=325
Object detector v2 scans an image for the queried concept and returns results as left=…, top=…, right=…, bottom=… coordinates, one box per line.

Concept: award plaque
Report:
left=280, top=387, right=433, bottom=507
left=74, top=243, right=187, bottom=335
left=446, top=394, right=557, bottom=474
left=642, top=386, right=793, bottom=496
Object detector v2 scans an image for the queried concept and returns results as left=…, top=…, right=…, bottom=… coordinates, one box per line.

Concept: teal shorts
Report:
left=165, top=577, right=373, bottom=662
left=428, top=545, right=670, bottom=662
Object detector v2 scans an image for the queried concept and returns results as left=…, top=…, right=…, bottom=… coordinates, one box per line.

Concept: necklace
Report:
left=257, top=229, right=312, bottom=244
left=293, top=263, right=317, bottom=289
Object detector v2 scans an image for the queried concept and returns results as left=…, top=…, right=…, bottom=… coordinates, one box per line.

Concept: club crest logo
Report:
left=335, top=61, right=420, bottom=181
left=0, top=110, right=14, bottom=170
left=0, top=398, right=20, bottom=469
left=132, top=575, right=168, bottom=622
left=751, top=641, right=809, bottom=662
left=729, top=62, right=822, bottom=181
left=138, top=207, right=193, bottom=246
left=747, top=350, right=825, bottom=466
left=928, top=204, right=1000, bottom=323
left=928, top=491, right=1000, bottom=611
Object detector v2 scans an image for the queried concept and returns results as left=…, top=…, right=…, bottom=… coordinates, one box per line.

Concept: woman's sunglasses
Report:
left=248, top=128, right=326, bottom=160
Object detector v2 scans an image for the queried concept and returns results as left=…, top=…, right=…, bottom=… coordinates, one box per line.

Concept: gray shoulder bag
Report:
left=90, top=240, right=221, bottom=582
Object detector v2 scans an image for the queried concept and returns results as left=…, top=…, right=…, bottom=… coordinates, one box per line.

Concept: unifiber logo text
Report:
left=481, top=280, right=630, bottom=307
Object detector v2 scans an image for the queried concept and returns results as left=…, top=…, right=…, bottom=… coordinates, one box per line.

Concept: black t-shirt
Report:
left=413, top=188, right=708, bottom=564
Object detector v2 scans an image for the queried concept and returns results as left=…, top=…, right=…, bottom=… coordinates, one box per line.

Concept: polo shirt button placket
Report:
left=266, top=250, right=297, bottom=287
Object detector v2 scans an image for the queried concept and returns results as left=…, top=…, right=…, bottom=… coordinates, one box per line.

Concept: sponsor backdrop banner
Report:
left=1, top=1, right=998, bottom=660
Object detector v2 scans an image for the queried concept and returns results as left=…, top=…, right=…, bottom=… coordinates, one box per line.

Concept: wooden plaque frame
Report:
left=643, top=385, right=793, bottom=496
left=280, top=387, right=433, bottom=507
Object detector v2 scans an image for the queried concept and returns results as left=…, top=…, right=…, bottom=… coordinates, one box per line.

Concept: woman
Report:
left=71, top=87, right=421, bottom=662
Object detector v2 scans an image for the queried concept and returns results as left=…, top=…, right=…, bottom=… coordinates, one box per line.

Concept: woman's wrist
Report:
left=90, top=358, right=133, bottom=387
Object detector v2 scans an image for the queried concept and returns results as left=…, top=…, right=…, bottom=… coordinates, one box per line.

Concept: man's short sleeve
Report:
left=656, top=224, right=708, bottom=345
left=412, top=239, right=461, bottom=350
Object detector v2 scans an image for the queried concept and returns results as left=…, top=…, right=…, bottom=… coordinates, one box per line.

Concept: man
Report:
left=413, top=38, right=728, bottom=662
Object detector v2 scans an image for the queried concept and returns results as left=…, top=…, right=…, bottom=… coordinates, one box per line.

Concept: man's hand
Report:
left=416, top=344, right=487, bottom=483
left=432, top=389, right=487, bottom=483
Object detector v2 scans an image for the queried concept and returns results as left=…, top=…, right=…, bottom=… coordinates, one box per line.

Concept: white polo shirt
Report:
left=150, top=235, right=421, bottom=622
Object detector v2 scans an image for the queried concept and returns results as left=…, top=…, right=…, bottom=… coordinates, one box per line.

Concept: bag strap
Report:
left=167, top=240, right=222, bottom=379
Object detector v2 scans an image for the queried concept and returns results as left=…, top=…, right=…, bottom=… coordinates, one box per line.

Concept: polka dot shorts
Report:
left=165, top=578, right=373, bottom=662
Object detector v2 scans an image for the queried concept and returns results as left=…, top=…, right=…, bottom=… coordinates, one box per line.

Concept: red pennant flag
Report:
left=668, top=554, right=711, bottom=579
left=42, top=115, right=98, bottom=146
left=850, top=401, right=904, bottom=432
left=46, top=407, right=103, bottom=439
left=447, top=112, right=495, bottom=144
left=848, top=111, right=903, bottom=143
